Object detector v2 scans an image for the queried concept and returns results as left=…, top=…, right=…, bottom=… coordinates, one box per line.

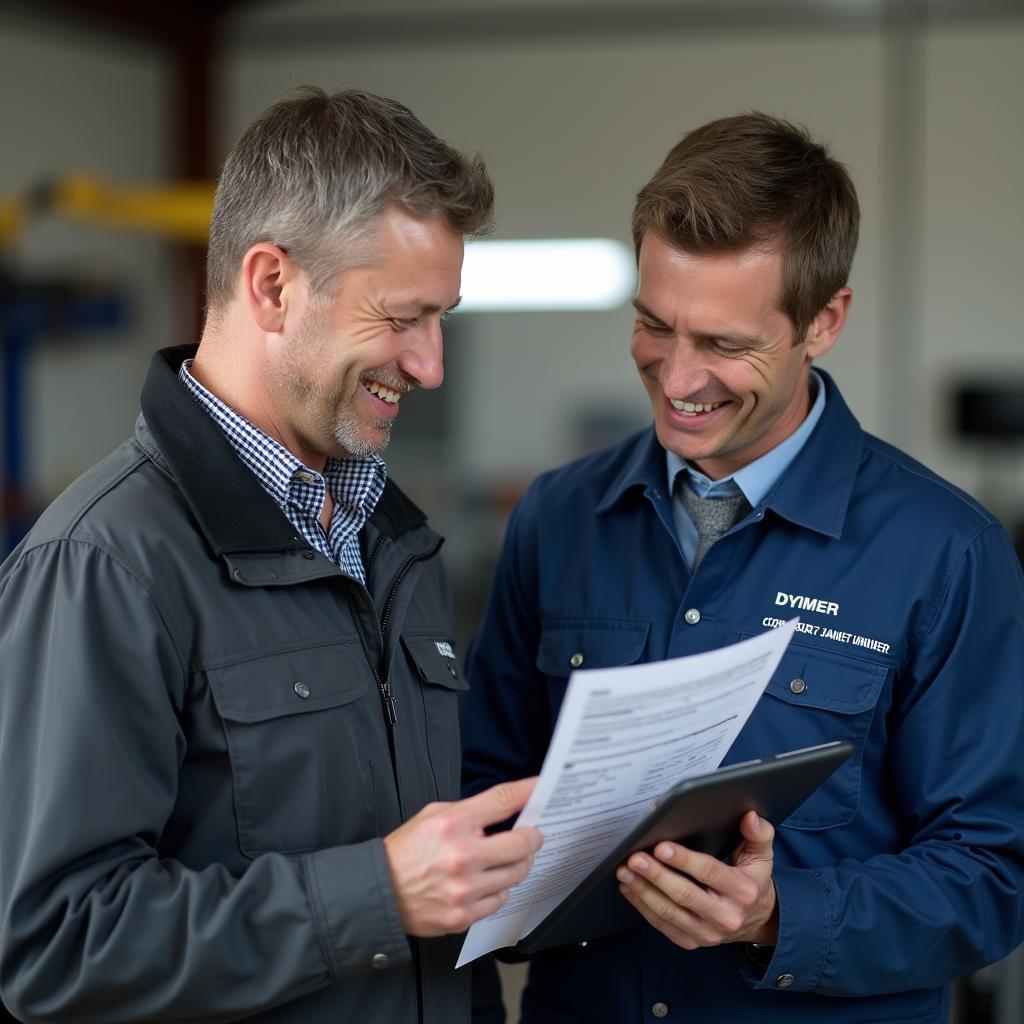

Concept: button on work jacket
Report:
left=462, top=370, right=1024, bottom=1024
left=0, top=346, right=468, bottom=1023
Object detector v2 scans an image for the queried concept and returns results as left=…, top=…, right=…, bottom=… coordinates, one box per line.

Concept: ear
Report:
left=804, top=286, right=851, bottom=358
left=240, top=243, right=302, bottom=333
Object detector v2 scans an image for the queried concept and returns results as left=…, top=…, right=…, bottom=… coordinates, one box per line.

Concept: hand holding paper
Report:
left=457, top=620, right=799, bottom=966
left=383, top=777, right=543, bottom=937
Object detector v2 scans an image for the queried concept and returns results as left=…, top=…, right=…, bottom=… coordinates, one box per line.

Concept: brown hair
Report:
left=206, top=86, right=494, bottom=311
left=631, top=112, right=859, bottom=342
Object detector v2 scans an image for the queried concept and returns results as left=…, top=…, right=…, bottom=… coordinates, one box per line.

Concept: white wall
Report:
left=223, top=28, right=888, bottom=484
left=919, top=20, right=1024, bottom=516
left=2, top=9, right=1022, bottom=523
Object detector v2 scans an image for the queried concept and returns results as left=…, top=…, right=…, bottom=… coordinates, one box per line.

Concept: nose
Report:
left=659, top=337, right=714, bottom=399
left=401, top=321, right=445, bottom=391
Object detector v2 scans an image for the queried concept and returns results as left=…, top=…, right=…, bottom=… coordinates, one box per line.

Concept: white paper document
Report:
left=457, top=619, right=797, bottom=967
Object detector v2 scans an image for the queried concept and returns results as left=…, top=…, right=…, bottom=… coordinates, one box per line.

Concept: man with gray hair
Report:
left=0, top=87, right=540, bottom=1023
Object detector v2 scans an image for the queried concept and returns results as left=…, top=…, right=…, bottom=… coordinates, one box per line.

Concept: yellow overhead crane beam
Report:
left=0, top=174, right=216, bottom=248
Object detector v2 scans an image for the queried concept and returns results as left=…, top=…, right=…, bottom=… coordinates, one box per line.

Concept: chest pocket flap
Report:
left=207, top=639, right=368, bottom=722
left=536, top=618, right=650, bottom=676
left=402, top=635, right=469, bottom=692
left=742, top=643, right=888, bottom=830
left=764, top=645, right=886, bottom=713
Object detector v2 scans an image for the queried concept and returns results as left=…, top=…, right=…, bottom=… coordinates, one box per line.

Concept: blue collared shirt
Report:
left=178, top=360, right=386, bottom=583
left=667, top=370, right=826, bottom=568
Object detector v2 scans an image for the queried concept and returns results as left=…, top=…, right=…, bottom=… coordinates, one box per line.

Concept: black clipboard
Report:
left=516, top=740, right=854, bottom=954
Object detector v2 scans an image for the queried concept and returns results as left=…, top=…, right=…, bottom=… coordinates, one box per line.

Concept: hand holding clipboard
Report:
left=517, top=740, right=852, bottom=954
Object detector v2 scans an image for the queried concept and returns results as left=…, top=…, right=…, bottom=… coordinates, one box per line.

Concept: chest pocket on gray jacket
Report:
left=732, top=643, right=887, bottom=829
left=205, top=639, right=378, bottom=858
left=402, top=635, right=468, bottom=800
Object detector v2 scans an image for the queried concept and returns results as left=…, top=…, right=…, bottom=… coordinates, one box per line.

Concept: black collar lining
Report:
left=140, top=346, right=426, bottom=554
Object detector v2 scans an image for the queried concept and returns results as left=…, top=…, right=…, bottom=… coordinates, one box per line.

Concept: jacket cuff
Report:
left=303, top=838, right=411, bottom=978
left=741, top=867, right=832, bottom=993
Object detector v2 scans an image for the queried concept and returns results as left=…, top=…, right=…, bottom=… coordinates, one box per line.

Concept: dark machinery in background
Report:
left=953, top=379, right=1024, bottom=565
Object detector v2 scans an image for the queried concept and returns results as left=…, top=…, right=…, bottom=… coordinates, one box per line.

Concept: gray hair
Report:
left=205, top=86, right=495, bottom=311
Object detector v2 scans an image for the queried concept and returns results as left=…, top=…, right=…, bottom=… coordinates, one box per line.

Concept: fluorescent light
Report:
left=459, top=238, right=636, bottom=311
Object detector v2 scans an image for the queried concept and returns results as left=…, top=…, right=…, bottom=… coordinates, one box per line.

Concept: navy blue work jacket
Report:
left=462, top=371, right=1024, bottom=1024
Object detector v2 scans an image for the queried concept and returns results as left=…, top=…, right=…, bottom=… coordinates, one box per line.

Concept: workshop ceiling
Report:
left=228, top=0, right=1024, bottom=49
left=3, top=0, right=1022, bottom=51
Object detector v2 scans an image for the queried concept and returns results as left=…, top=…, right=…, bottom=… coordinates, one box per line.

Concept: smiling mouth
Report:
left=669, top=399, right=726, bottom=416
left=362, top=379, right=403, bottom=405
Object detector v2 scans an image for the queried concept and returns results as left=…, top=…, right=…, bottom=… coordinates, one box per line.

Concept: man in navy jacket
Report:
left=462, top=113, right=1024, bottom=1023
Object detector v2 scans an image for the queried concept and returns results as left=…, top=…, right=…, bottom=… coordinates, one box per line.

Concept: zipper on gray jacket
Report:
left=380, top=540, right=443, bottom=636
left=345, top=539, right=443, bottom=817
left=365, top=533, right=388, bottom=581
left=362, top=544, right=440, bottom=723
left=345, top=592, right=398, bottom=725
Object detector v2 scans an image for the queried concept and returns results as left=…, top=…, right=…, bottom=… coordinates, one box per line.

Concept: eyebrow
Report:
left=633, top=300, right=766, bottom=348
left=427, top=296, right=465, bottom=315
left=705, top=329, right=767, bottom=348
left=632, top=299, right=670, bottom=328
left=387, top=296, right=463, bottom=317
left=432, top=295, right=463, bottom=315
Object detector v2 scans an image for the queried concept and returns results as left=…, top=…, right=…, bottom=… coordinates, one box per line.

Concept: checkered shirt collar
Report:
left=177, top=360, right=386, bottom=572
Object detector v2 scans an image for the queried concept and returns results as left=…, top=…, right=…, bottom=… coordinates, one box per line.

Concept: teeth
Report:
left=364, top=381, right=400, bottom=404
left=670, top=399, right=723, bottom=414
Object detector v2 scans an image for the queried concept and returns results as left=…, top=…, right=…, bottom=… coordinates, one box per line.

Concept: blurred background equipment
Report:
left=0, top=174, right=216, bottom=248
left=0, top=273, right=125, bottom=552
left=952, top=378, right=1024, bottom=563
left=0, top=174, right=215, bottom=551
left=955, top=381, right=1024, bottom=440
